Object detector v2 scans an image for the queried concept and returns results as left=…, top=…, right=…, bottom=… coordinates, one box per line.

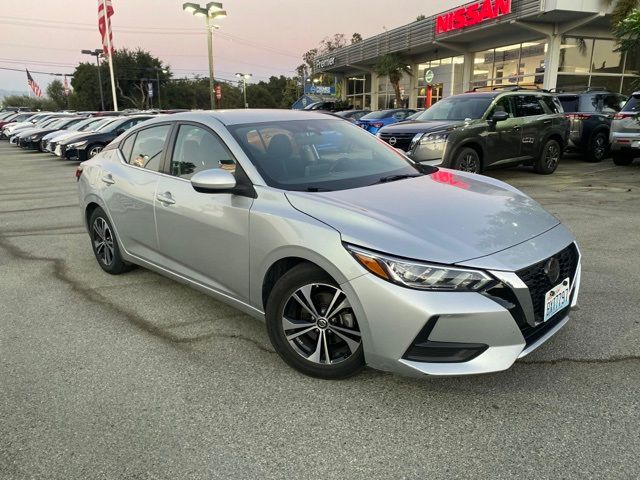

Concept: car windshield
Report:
left=70, top=118, right=98, bottom=131
left=415, top=96, right=492, bottom=121
left=360, top=110, right=394, bottom=120
left=229, top=119, right=433, bottom=191
left=94, top=118, right=119, bottom=131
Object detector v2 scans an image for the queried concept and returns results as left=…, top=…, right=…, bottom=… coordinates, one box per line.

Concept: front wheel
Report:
left=87, top=144, right=104, bottom=159
left=452, top=147, right=482, bottom=173
left=534, top=139, right=561, bottom=174
left=612, top=152, right=634, bottom=166
left=265, top=264, right=365, bottom=379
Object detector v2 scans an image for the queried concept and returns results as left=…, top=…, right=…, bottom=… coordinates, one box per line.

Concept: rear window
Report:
left=361, top=110, right=393, bottom=120
left=557, top=95, right=579, bottom=113
left=622, top=95, right=639, bottom=113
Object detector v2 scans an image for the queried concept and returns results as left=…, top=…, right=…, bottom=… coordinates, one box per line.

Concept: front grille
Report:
left=378, top=132, right=415, bottom=151
left=516, top=243, right=579, bottom=324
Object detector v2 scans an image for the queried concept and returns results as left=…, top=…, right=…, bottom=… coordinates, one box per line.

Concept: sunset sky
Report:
left=0, top=0, right=467, bottom=93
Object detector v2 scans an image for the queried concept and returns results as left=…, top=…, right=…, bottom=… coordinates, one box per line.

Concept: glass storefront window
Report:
left=622, top=77, right=640, bottom=95
left=559, top=38, right=593, bottom=73
left=624, top=48, right=640, bottom=76
left=591, top=39, right=623, bottom=74
left=470, top=41, right=545, bottom=89
left=589, top=76, right=623, bottom=93
left=346, top=75, right=371, bottom=109
left=473, top=49, right=493, bottom=87
left=556, top=75, right=589, bottom=92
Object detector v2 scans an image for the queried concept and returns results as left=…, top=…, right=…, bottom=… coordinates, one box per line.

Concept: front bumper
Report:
left=342, top=232, right=581, bottom=377
left=63, top=147, right=86, bottom=161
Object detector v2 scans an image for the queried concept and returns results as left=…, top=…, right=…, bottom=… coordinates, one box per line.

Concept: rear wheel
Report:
left=585, top=131, right=608, bottom=162
left=452, top=147, right=482, bottom=173
left=612, top=152, right=634, bottom=166
left=265, top=263, right=364, bottom=379
left=534, top=139, right=561, bottom=174
left=88, top=207, right=132, bottom=275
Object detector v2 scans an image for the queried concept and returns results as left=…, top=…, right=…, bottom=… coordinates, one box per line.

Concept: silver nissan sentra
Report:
left=77, top=110, right=581, bottom=379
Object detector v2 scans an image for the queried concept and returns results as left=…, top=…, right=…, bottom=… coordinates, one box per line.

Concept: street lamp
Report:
left=81, top=49, right=105, bottom=111
left=146, top=67, right=168, bottom=109
left=182, top=2, right=227, bottom=109
left=235, top=73, right=252, bottom=108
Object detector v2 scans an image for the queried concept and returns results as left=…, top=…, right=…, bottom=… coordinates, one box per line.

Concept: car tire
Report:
left=585, top=131, right=608, bottom=162
left=265, top=263, right=365, bottom=379
left=534, top=138, right=561, bottom=174
left=612, top=152, right=634, bottom=166
left=452, top=147, right=482, bottom=173
left=88, top=207, right=132, bottom=275
left=87, top=144, right=104, bottom=159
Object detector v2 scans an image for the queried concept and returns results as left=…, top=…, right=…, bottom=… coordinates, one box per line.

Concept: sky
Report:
left=0, top=0, right=467, bottom=94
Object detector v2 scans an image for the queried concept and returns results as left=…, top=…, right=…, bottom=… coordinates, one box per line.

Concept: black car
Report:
left=18, top=117, right=86, bottom=151
left=555, top=88, right=627, bottom=162
left=57, top=115, right=154, bottom=161
left=377, top=87, right=569, bottom=174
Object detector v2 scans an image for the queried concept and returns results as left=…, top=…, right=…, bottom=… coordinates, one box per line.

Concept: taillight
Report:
left=613, top=112, right=635, bottom=120
left=565, top=113, right=592, bottom=120
left=75, top=166, right=83, bottom=181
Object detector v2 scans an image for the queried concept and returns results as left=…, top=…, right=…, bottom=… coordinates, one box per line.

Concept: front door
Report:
left=100, top=124, right=172, bottom=262
left=484, top=96, right=522, bottom=163
left=154, top=122, right=253, bottom=302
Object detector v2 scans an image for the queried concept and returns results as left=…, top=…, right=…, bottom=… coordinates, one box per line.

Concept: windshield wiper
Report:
left=372, top=174, right=422, bottom=185
left=304, top=186, right=333, bottom=192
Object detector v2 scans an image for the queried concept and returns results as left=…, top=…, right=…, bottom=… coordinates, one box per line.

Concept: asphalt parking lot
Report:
left=1, top=143, right=639, bottom=480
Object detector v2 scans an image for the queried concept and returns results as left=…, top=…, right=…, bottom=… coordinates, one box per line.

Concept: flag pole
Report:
left=102, top=0, right=118, bottom=111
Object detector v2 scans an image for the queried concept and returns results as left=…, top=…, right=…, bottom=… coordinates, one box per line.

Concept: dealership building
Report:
left=313, top=0, right=639, bottom=110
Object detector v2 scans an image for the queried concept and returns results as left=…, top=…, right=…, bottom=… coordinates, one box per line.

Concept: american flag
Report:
left=26, top=70, right=42, bottom=97
left=64, top=75, right=70, bottom=96
left=98, top=0, right=115, bottom=57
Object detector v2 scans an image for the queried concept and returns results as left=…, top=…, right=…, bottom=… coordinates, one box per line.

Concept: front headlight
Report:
left=346, top=244, right=494, bottom=291
left=67, top=141, right=87, bottom=149
left=419, top=132, right=449, bottom=145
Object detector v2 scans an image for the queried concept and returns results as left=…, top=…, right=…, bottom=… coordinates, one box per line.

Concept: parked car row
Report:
left=368, top=87, right=639, bottom=174
left=0, top=110, right=157, bottom=161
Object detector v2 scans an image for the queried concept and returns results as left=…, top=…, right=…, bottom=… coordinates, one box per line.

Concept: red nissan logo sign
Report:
left=436, top=0, right=511, bottom=35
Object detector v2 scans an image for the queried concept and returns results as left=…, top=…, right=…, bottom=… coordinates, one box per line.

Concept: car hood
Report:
left=379, top=119, right=465, bottom=134
left=43, top=129, right=71, bottom=141
left=17, top=127, right=42, bottom=138
left=285, top=169, right=560, bottom=265
left=59, top=132, right=103, bottom=145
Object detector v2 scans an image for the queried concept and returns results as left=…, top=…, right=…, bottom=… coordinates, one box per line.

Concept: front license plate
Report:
left=543, top=277, right=571, bottom=322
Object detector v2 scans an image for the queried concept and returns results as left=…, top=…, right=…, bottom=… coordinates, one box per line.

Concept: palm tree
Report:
left=375, top=54, right=411, bottom=107
left=605, top=0, right=640, bottom=25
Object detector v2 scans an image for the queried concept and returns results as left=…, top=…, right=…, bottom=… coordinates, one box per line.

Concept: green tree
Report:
left=614, top=8, right=640, bottom=89
left=46, top=79, right=67, bottom=110
left=351, top=33, right=363, bottom=44
left=416, top=14, right=426, bottom=21
left=375, top=54, right=412, bottom=107
left=69, top=62, right=105, bottom=111
left=606, top=0, right=640, bottom=25
left=246, top=84, right=277, bottom=108
left=1, top=95, right=58, bottom=111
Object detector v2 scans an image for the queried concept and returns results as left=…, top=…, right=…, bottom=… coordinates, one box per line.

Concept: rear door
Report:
left=100, top=123, right=172, bottom=263
left=513, top=94, right=548, bottom=159
left=153, top=122, right=253, bottom=301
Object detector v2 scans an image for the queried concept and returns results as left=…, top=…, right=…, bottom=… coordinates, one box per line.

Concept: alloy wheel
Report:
left=459, top=153, right=479, bottom=173
left=544, top=143, right=560, bottom=170
left=281, top=283, right=361, bottom=365
left=92, top=217, right=115, bottom=266
left=88, top=145, right=103, bottom=158
left=593, top=135, right=606, bottom=160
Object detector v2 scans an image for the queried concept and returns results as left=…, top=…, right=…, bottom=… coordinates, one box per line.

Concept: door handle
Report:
left=101, top=173, right=115, bottom=185
left=512, top=126, right=521, bottom=132
left=156, top=192, right=176, bottom=205
left=543, top=120, right=552, bottom=125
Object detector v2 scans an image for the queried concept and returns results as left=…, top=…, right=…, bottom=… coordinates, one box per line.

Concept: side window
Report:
left=541, top=96, right=560, bottom=114
left=120, top=133, right=136, bottom=162
left=603, top=95, right=624, bottom=113
left=488, top=97, right=514, bottom=118
left=392, top=111, right=407, bottom=120
left=513, top=95, right=545, bottom=117
left=170, top=124, right=236, bottom=179
left=129, top=125, right=171, bottom=171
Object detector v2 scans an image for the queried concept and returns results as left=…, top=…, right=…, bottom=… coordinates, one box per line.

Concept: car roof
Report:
left=142, top=109, right=334, bottom=126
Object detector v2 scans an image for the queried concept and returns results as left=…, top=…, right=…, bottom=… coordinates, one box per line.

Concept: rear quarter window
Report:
left=541, top=96, right=562, bottom=114
left=557, top=96, right=579, bottom=113
left=622, top=96, right=639, bottom=112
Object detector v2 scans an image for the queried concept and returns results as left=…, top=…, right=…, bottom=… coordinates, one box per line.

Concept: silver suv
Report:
left=77, top=110, right=581, bottom=379
left=610, top=91, right=640, bottom=165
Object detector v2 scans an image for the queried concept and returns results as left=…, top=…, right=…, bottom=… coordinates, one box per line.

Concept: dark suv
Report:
left=377, top=87, right=569, bottom=174
left=555, top=89, right=627, bottom=162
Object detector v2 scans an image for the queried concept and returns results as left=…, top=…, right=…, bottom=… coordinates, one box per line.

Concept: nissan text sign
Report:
left=436, top=0, right=511, bottom=35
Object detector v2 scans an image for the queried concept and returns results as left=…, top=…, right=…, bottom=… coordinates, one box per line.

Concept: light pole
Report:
left=182, top=2, right=227, bottom=110
left=81, top=49, right=105, bottom=111
left=235, top=73, right=252, bottom=108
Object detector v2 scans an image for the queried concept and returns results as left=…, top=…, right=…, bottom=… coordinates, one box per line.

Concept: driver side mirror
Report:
left=490, top=111, right=509, bottom=123
left=190, top=168, right=236, bottom=193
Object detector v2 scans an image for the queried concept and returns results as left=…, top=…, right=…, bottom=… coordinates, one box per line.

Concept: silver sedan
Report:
left=77, top=110, right=581, bottom=379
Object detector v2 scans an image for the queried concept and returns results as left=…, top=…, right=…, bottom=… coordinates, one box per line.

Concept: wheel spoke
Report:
left=325, top=289, right=351, bottom=319
left=282, top=316, right=315, bottom=331
left=321, top=330, right=331, bottom=364
left=294, top=284, right=320, bottom=318
left=329, top=327, right=361, bottom=354
left=93, top=223, right=104, bottom=241
left=307, top=332, right=323, bottom=363
left=285, top=325, right=316, bottom=341
left=329, top=324, right=361, bottom=337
